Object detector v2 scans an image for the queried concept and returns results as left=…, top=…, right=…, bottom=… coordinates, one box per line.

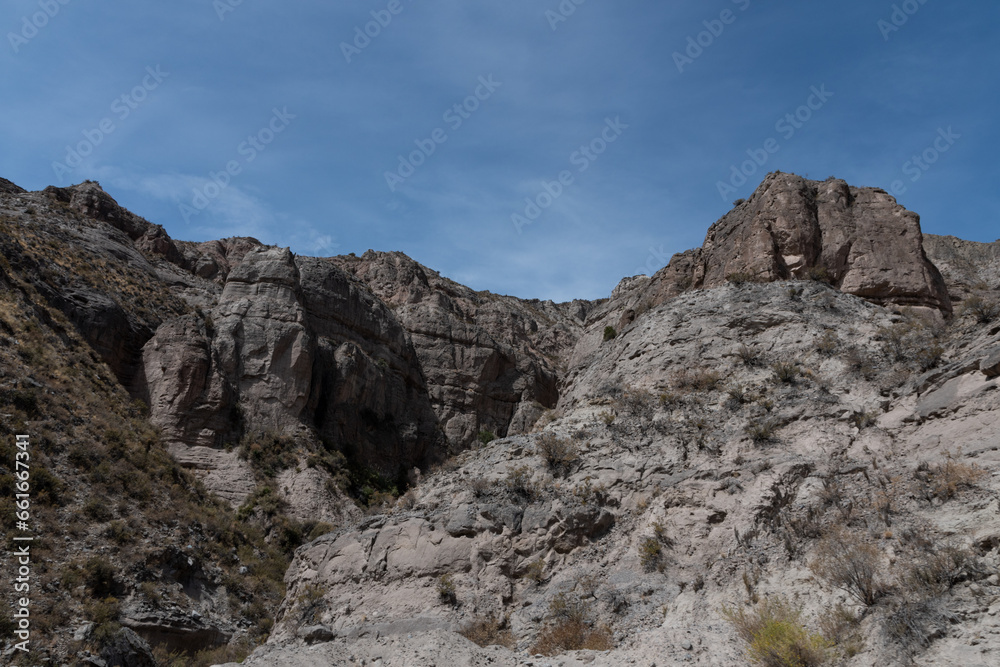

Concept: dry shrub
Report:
left=459, top=615, right=516, bottom=649
left=901, top=543, right=986, bottom=595
left=923, top=454, right=986, bottom=500
left=468, top=476, right=492, bottom=498
left=745, top=418, right=778, bottom=443
left=815, top=331, right=839, bottom=356
left=811, top=529, right=885, bottom=606
left=672, top=367, right=723, bottom=392
left=738, top=343, right=762, bottom=366
left=818, top=603, right=864, bottom=658
left=771, top=361, right=799, bottom=384
left=530, top=596, right=613, bottom=656
left=620, top=388, right=655, bottom=418
left=723, top=597, right=830, bottom=667
left=727, top=384, right=751, bottom=406
left=504, top=466, right=537, bottom=501
left=962, top=294, right=1000, bottom=323
left=536, top=433, right=578, bottom=472
left=727, top=272, right=759, bottom=285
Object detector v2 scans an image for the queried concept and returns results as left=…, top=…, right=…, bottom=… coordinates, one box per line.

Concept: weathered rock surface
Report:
left=924, top=234, right=1000, bottom=294
left=4, top=172, right=1000, bottom=666
left=612, top=173, right=952, bottom=325
left=256, top=280, right=1000, bottom=667
left=333, top=251, right=593, bottom=446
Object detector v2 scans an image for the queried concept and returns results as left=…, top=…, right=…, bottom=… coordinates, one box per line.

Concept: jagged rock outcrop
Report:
left=141, top=246, right=444, bottom=496
left=615, top=173, right=951, bottom=324
left=333, top=251, right=594, bottom=446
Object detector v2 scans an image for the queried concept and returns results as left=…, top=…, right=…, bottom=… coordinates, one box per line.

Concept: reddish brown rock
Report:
left=638, top=173, right=952, bottom=314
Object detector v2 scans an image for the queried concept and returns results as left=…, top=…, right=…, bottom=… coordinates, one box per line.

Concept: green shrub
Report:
left=477, top=430, right=496, bottom=446
left=0, top=388, right=39, bottom=417
left=437, top=574, right=457, bottom=605
left=639, top=537, right=663, bottom=572
left=238, top=429, right=298, bottom=480
left=723, top=597, right=830, bottom=667
left=603, top=326, right=617, bottom=341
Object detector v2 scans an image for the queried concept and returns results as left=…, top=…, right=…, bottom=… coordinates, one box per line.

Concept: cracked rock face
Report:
left=333, top=251, right=593, bottom=447
left=617, top=173, right=952, bottom=320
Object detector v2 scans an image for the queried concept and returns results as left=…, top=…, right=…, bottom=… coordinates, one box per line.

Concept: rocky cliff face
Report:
left=332, top=251, right=593, bottom=446
left=3, top=172, right=998, bottom=666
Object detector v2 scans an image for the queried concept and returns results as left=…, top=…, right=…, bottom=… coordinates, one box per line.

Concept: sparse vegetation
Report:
left=738, top=343, right=762, bottom=366
left=916, top=453, right=986, bottom=500
left=459, top=615, right=516, bottom=649
left=771, top=361, right=799, bottom=384
left=529, top=594, right=614, bottom=656
left=672, top=367, right=723, bottom=392
left=745, top=418, right=779, bottom=443
left=437, top=574, right=458, bottom=605
left=727, top=272, right=759, bottom=285
left=536, top=433, right=579, bottom=472
left=723, top=597, right=830, bottom=667
left=477, top=430, right=496, bottom=445
left=962, top=294, right=1000, bottom=323
left=238, top=428, right=299, bottom=480
left=815, top=331, right=838, bottom=356
left=811, top=529, right=884, bottom=606
left=603, top=325, right=617, bottom=341
left=805, top=266, right=834, bottom=284
left=504, top=466, right=537, bottom=501
left=638, top=522, right=672, bottom=572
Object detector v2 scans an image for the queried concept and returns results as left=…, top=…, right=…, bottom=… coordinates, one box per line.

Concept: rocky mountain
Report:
left=1, top=172, right=998, bottom=666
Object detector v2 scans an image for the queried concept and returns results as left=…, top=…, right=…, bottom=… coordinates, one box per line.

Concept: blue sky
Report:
left=2, top=1, right=998, bottom=302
